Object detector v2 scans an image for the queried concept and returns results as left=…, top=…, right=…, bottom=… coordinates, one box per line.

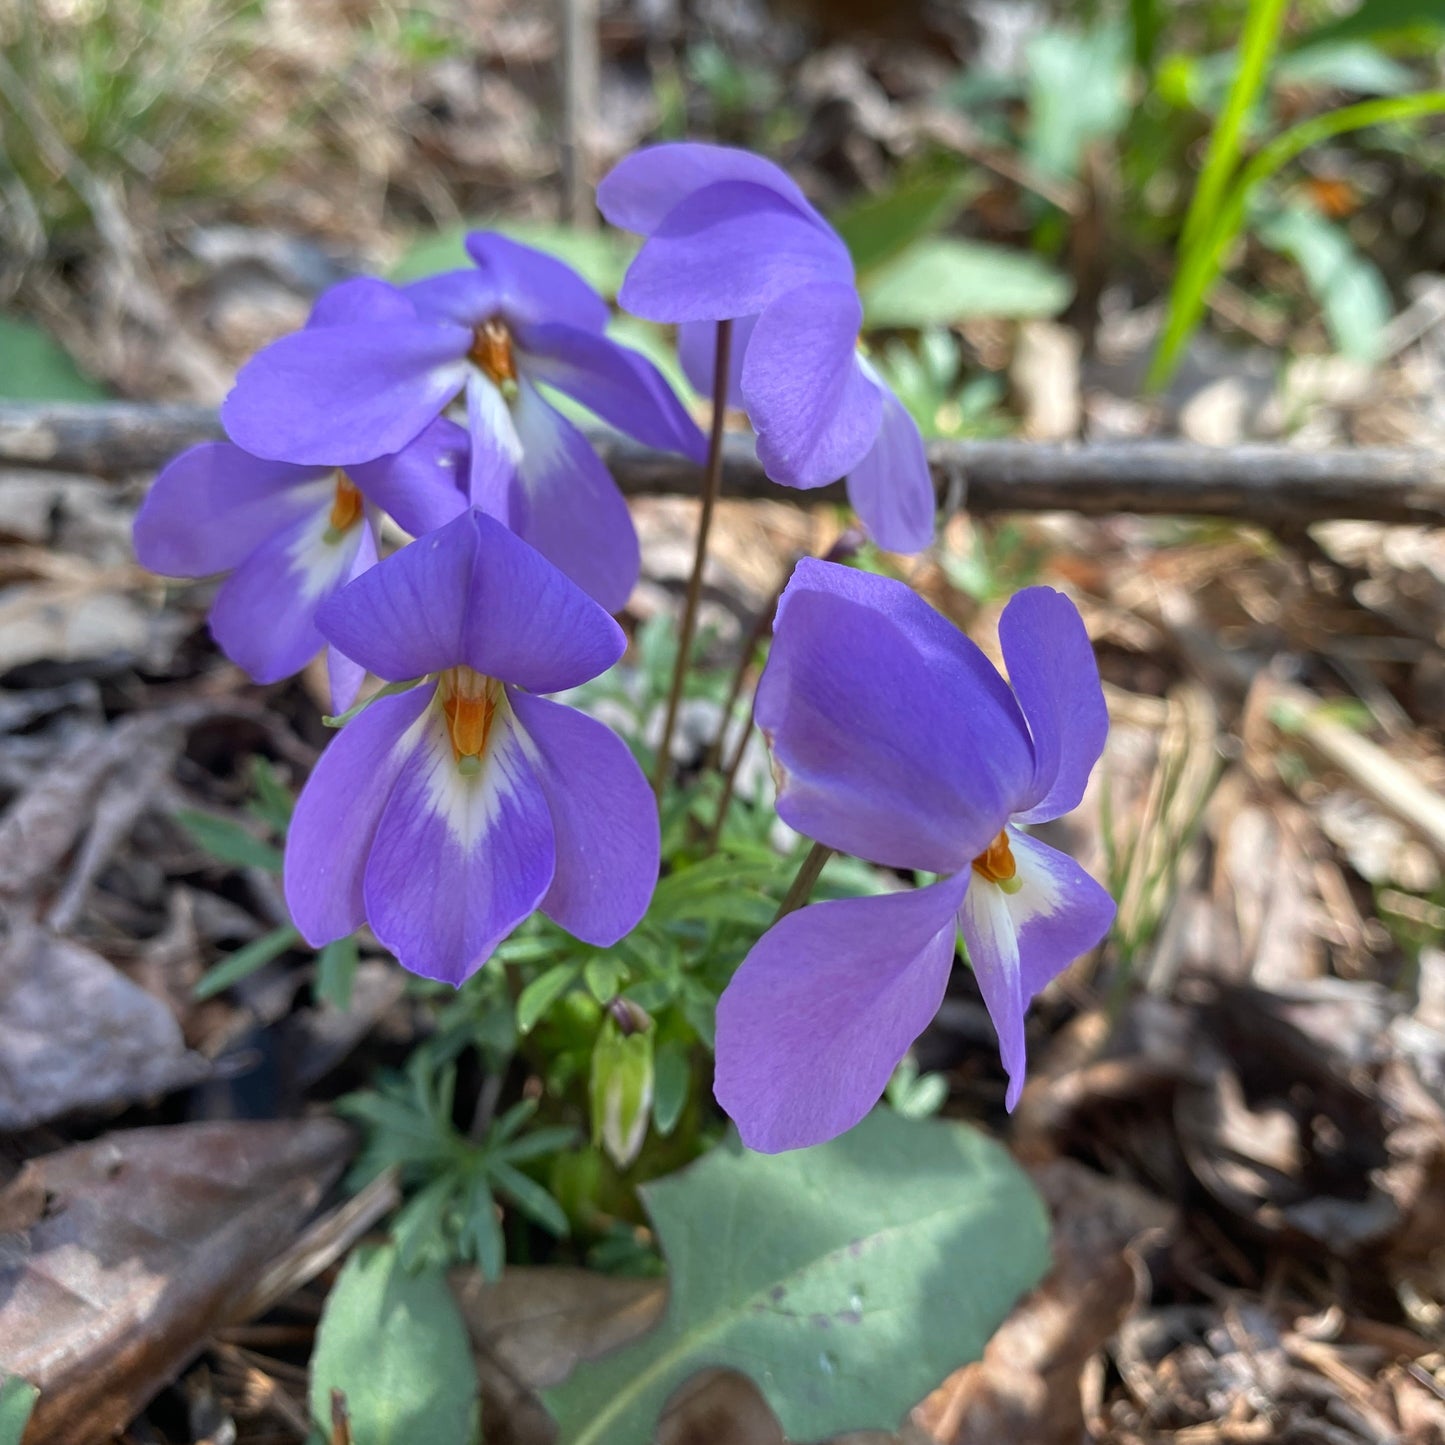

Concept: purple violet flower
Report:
left=598, top=142, right=935, bottom=555
left=283, top=508, right=659, bottom=984
left=220, top=234, right=706, bottom=612
left=133, top=279, right=467, bottom=712
left=713, top=561, right=1115, bottom=1152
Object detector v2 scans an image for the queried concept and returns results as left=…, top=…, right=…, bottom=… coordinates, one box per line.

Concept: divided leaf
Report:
left=543, top=1109, right=1050, bottom=1445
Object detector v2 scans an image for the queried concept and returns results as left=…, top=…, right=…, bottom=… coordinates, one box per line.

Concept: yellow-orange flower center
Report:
left=469, top=318, right=516, bottom=387
left=971, top=830, right=1018, bottom=887
left=328, top=474, right=364, bottom=534
left=439, top=666, right=498, bottom=770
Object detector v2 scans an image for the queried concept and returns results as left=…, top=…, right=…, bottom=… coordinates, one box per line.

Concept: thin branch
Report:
left=652, top=320, right=732, bottom=798
left=3, top=402, right=1445, bottom=526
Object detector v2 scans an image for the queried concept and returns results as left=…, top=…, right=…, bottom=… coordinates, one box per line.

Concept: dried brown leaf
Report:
left=451, top=1265, right=665, bottom=1445
left=918, top=1161, right=1173, bottom=1445
left=0, top=920, right=208, bottom=1130
left=0, top=711, right=179, bottom=906
left=0, top=1117, right=351, bottom=1445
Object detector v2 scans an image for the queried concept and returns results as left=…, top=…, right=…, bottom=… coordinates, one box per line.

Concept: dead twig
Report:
left=4, top=402, right=1443, bottom=525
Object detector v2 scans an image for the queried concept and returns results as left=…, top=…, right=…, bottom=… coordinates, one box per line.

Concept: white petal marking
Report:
left=284, top=489, right=367, bottom=604
left=961, top=873, right=1021, bottom=993
left=1000, top=824, right=1070, bottom=933
left=396, top=689, right=530, bottom=851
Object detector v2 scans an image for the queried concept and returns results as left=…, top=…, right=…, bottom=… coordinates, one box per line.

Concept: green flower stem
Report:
left=652, top=318, right=733, bottom=799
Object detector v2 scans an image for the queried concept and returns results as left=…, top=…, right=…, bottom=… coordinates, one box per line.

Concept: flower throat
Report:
left=972, top=830, right=1022, bottom=893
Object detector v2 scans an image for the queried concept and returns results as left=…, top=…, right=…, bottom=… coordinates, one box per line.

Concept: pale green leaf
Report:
left=544, top=1109, right=1050, bottom=1445
left=1257, top=204, right=1391, bottom=361
left=1026, top=23, right=1132, bottom=180
left=1276, top=40, right=1415, bottom=94
left=309, top=1244, right=478, bottom=1444
left=0, top=1375, right=39, bottom=1445
left=0, top=316, right=107, bottom=401
left=862, top=239, right=1071, bottom=328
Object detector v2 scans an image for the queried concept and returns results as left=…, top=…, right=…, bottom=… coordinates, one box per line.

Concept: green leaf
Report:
left=491, top=1160, right=571, bottom=1238
left=517, top=963, right=579, bottom=1034
left=589, top=1019, right=654, bottom=1169
left=651, top=1040, right=690, bottom=1137
left=248, top=756, right=295, bottom=831
left=316, top=934, right=360, bottom=1011
left=862, top=238, right=1071, bottom=328
left=463, top=1177, right=506, bottom=1280
left=1256, top=204, right=1391, bottom=361
left=543, top=1110, right=1049, bottom=1445
left=1025, top=22, right=1132, bottom=181
left=833, top=168, right=979, bottom=276
left=311, top=1244, right=478, bottom=1442
left=392, top=221, right=637, bottom=297
left=1276, top=40, right=1415, bottom=94
left=176, top=808, right=283, bottom=872
left=583, top=955, right=626, bottom=1005
left=0, top=1375, right=39, bottom=1445
left=1302, top=0, right=1445, bottom=45
left=194, top=923, right=301, bottom=1000
left=885, top=1057, right=949, bottom=1119
left=0, top=316, right=107, bottom=401
left=1151, top=89, right=1445, bottom=388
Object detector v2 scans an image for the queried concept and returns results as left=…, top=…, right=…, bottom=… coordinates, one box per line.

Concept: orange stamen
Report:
left=971, top=830, right=1017, bottom=885
left=440, top=666, right=497, bottom=765
left=469, top=318, right=516, bottom=386
left=328, top=474, right=364, bottom=533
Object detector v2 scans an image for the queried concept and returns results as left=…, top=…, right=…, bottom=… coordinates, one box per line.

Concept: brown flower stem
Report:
left=652, top=318, right=732, bottom=799
left=774, top=841, right=834, bottom=922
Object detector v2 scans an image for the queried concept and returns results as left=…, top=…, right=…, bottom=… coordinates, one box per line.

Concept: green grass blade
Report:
left=1151, top=89, right=1445, bottom=386
left=1177, top=0, right=1292, bottom=257
left=194, top=923, right=301, bottom=1000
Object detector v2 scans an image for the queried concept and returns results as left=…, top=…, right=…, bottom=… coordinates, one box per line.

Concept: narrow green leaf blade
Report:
left=316, top=935, right=360, bottom=1011
left=176, top=809, right=284, bottom=872
left=194, top=924, right=301, bottom=1000
left=309, top=1243, right=478, bottom=1444
left=543, top=1110, right=1050, bottom=1445
left=651, top=1041, right=690, bottom=1137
